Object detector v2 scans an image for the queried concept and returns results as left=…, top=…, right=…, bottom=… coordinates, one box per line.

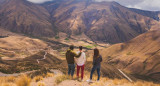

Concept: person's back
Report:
left=93, top=55, right=102, bottom=66
left=66, top=49, right=77, bottom=64
left=76, top=51, right=86, bottom=66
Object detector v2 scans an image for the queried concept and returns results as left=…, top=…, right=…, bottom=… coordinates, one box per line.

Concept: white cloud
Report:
left=95, top=0, right=160, bottom=11
left=27, top=0, right=53, bottom=3
left=26, top=0, right=160, bottom=11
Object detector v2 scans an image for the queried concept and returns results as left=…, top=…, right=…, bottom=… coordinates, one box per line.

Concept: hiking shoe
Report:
left=81, top=79, right=84, bottom=82
left=87, top=79, right=92, bottom=82
left=97, top=80, right=100, bottom=82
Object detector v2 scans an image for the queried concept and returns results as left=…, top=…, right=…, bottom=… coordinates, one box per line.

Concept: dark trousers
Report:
left=90, top=65, right=101, bottom=80
left=68, top=64, right=75, bottom=77
left=77, top=64, right=85, bottom=79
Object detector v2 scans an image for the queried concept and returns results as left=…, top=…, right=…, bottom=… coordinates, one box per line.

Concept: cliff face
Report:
left=0, top=0, right=160, bottom=43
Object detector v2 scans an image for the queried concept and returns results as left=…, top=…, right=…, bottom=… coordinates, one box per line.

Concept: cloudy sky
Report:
left=96, top=0, right=160, bottom=11
left=27, top=0, right=52, bottom=3
left=27, top=0, right=160, bottom=11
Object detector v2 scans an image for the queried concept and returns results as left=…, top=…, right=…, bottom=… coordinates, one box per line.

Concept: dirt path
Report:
left=57, top=80, right=89, bottom=86
left=37, top=51, right=47, bottom=64
left=30, top=70, right=63, bottom=86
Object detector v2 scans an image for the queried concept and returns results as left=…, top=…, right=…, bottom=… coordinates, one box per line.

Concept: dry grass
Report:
left=16, top=75, right=31, bottom=86
left=37, top=82, right=45, bottom=86
left=0, top=76, right=16, bottom=86
left=33, top=72, right=54, bottom=82
left=33, top=76, right=43, bottom=82
left=55, top=75, right=70, bottom=84
left=0, top=72, right=160, bottom=86
left=0, top=75, right=31, bottom=86
left=45, top=73, right=54, bottom=77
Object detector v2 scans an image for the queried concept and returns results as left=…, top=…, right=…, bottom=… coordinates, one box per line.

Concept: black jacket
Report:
left=93, top=55, right=102, bottom=66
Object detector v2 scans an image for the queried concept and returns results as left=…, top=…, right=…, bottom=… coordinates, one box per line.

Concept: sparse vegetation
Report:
left=93, top=44, right=97, bottom=47
left=16, top=75, right=31, bottom=86
left=126, top=52, right=133, bottom=55
left=37, top=82, right=45, bottom=86
left=65, top=38, right=69, bottom=41
left=55, top=36, right=60, bottom=39
left=55, top=75, right=70, bottom=84
left=0, top=72, right=160, bottom=86
left=85, top=45, right=93, bottom=49
left=33, top=76, right=43, bottom=82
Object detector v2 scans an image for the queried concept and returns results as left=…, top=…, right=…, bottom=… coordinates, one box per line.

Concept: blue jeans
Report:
left=90, top=65, right=101, bottom=80
left=68, top=64, right=75, bottom=77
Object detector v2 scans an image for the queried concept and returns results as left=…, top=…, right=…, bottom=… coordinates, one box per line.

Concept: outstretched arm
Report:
left=73, top=51, right=81, bottom=58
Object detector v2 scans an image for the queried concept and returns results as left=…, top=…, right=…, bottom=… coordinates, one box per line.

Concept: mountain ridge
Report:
left=0, top=0, right=160, bottom=43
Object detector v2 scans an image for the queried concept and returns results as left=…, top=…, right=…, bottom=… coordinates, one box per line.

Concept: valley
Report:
left=0, top=0, right=160, bottom=86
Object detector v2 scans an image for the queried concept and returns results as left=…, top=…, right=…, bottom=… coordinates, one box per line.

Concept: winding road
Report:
left=37, top=51, right=48, bottom=64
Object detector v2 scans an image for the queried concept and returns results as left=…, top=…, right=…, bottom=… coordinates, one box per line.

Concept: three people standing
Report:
left=66, top=45, right=102, bottom=82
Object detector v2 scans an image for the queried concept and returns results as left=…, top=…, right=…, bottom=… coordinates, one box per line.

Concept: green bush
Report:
left=55, top=36, right=59, bottom=39
left=85, top=45, right=93, bottom=49
left=65, top=38, right=69, bottom=40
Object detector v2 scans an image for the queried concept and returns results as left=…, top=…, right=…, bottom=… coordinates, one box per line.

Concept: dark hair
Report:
left=93, top=48, right=99, bottom=59
left=69, top=45, right=74, bottom=50
left=79, top=46, right=83, bottom=50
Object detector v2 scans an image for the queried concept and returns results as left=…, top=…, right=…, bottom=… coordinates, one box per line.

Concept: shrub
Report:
left=37, top=82, right=45, bottom=86
left=46, top=73, right=54, bottom=77
left=16, top=75, right=31, bottom=86
left=33, top=76, right=43, bottom=82
left=85, top=45, right=93, bottom=49
left=55, top=36, right=59, bottom=39
left=55, top=75, right=70, bottom=84
left=65, top=38, right=69, bottom=41
left=126, top=52, right=133, bottom=55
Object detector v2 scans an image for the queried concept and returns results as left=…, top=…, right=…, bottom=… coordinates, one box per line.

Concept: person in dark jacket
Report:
left=66, top=45, right=81, bottom=78
left=87, top=48, right=102, bottom=82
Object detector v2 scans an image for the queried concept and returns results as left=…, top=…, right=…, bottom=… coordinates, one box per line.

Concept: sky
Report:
left=27, top=0, right=160, bottom=11
left=27, top=0, right=53, bottom=3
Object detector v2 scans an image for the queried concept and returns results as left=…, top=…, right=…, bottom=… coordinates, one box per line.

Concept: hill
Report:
left=0, top=0, right=55, bottom=37
left=101, top=30, right=160, bottom=81
left=0, top=35, right=47, bottom=60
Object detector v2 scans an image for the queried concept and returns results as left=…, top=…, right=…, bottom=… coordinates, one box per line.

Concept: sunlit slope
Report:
left=102, top=30, right=160, bottom=81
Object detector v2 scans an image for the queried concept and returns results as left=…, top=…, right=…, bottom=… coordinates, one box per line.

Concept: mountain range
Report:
left=0, top=0, right=160, bottom=43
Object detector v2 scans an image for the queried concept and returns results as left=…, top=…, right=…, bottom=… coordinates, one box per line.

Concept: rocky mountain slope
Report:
left=0, top=0, right=160, bottom=43
left=101, top=30, right=160, bottom=81
left=129, top=8, right=160, bottom=21
left=0, top=0, right=55, bottom=37
left=44, top=0, right=160, bottom=43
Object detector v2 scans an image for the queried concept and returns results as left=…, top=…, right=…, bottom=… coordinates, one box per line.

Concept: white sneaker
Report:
left=87, top=79, right=92, bottom=82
